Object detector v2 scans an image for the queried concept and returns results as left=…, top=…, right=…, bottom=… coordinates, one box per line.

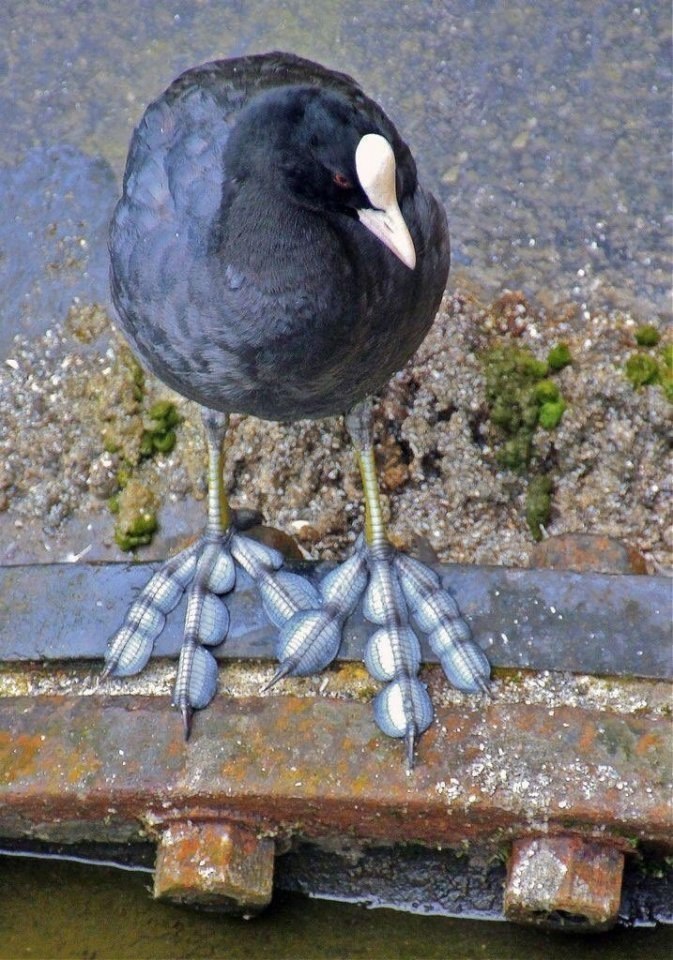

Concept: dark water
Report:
left=0, top=857, right=671, bottom=960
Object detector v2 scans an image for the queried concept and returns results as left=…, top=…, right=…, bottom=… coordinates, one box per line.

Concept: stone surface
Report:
left=529, top=533, right=649, bottom=575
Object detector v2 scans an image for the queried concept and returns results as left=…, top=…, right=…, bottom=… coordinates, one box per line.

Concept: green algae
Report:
left=624, top=339, right=673, bottom=402
left=482, top=343, right=569, bottom=539
left=634, top=324, right=661, bottom=347
left=92, top=344, right=181, bottom=550
left=112, top=478, right=158, bottom=551
left=538, top=398, right=566, bottom=430
left=483, top=344, right=568, bottom=472
left=93, top=344, right=155, bottom=549
left=625, top=353, right=660, bottom=388
left=532, top=379, right=560, bottom=405
left=546, top=342, right=572, bottom=371
left=140, top=400, right=181, bottom=458
left=525, top=474, right=553, bottom=541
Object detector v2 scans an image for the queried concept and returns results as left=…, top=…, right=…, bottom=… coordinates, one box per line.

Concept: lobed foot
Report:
left=273, top=537, right=490, bottom=767
left=103, top=530, right=319, bottom=735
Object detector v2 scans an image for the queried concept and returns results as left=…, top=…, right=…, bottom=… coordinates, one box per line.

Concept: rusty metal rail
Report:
left=0, top=557, right=671, bottom=928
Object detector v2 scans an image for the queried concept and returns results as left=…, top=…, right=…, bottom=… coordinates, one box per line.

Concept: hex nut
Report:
left=154, top=819, right=275, bottom=914
left=504, top=836, right=625, bottom=930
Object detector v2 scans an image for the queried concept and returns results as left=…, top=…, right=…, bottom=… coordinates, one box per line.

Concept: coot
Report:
left=105, top=52, right=489, bottom=767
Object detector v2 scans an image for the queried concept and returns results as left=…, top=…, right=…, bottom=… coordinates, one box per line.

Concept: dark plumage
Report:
left=109, top=51, right=450, bottom=421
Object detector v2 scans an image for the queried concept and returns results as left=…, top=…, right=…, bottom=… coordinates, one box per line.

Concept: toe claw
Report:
left=394, top=551, right=491, bottom=694
left=174, top=643, right=219, bottom=714
left=373, top=676, right=433, bottom=742
left=435, top=633, right=491, bottom=692
left=405, top=723, right=416, bottom=772
left=261, top=548, right=369, bottom=695
left=100, top=660, right=114, bottom=681
left=181, top=703, right=193, bottom=741
left=104, top=614, right=161, bottom=676
left=260, top=660, right=295, bottom=692
left=104, top=541, right=202, bottom=678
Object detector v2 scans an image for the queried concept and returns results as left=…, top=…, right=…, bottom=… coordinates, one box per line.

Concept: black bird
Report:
left=105, top=52, right=489, bottom=767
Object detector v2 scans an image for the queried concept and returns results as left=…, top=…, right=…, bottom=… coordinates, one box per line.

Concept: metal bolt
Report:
left=154, top=819, right=275, bottom=915
left=503, top=836, right=625, bottom=931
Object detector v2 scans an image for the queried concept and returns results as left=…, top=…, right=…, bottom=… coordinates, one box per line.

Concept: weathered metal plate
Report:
left=0, top=561, right=670, bottom=679
left=0, top=688, right=669, bottom=846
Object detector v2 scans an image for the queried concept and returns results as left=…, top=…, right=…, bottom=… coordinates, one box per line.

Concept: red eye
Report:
left=333, top=172, right=352, bottom=189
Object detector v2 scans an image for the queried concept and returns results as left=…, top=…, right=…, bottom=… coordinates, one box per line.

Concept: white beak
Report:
left=355, top=133, right=416, bottom=270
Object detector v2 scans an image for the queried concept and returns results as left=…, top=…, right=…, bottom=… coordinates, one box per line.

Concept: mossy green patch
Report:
left=114, top=517, right=158, bottom=551
left=90, top=339, right=182, bottom=549
left=625, top=352, right=661, bottom=388
left=112, top=479, right=158, bottom=551
left=634, top=324, right=661, bottom=347
left=525, top=474, right=553, bottom=541
left=483, top=344, right=566, bottom=471
left=148, top=400, right=181, bottom=427
left=95, top=343, right=146, bottom=458
left=533, top=379, right=560, bottom=404
left=624, top=334, right=672, bottom=403
left=482, top=343, right=569, bottom=539
left=140, top=399, right=180, bottom=458
left=538, top=398, right=566, bottom=429
left=547, top=342, right=572, bottom=370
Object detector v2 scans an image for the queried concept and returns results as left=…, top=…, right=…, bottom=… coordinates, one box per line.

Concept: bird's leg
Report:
left=348, top=398, right=490, bottom=766
left=272, top=398, right=490, bottom=768
left=103, top=408, right=320, bottom=736
left=346, top=399, right=432, bottom=768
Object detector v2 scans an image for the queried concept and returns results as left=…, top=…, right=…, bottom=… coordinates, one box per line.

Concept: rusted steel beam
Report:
left=1, top=679, right=669, bottom=847
left=0, top=560, right=670, bottom=679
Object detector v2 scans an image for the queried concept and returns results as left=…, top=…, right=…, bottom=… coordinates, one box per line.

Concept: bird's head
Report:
left=226, top=86, right=417, bottom=269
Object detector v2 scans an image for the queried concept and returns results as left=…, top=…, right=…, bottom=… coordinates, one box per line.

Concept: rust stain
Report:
left=0, top=730, right=44, bottom=783
left=504, top=836, right=625, bottom=929
left=635, top=730, right=662, bottom=756
left=65, top=751, right=102, bottom=785
left=578, top=720, right=597, bottom=753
